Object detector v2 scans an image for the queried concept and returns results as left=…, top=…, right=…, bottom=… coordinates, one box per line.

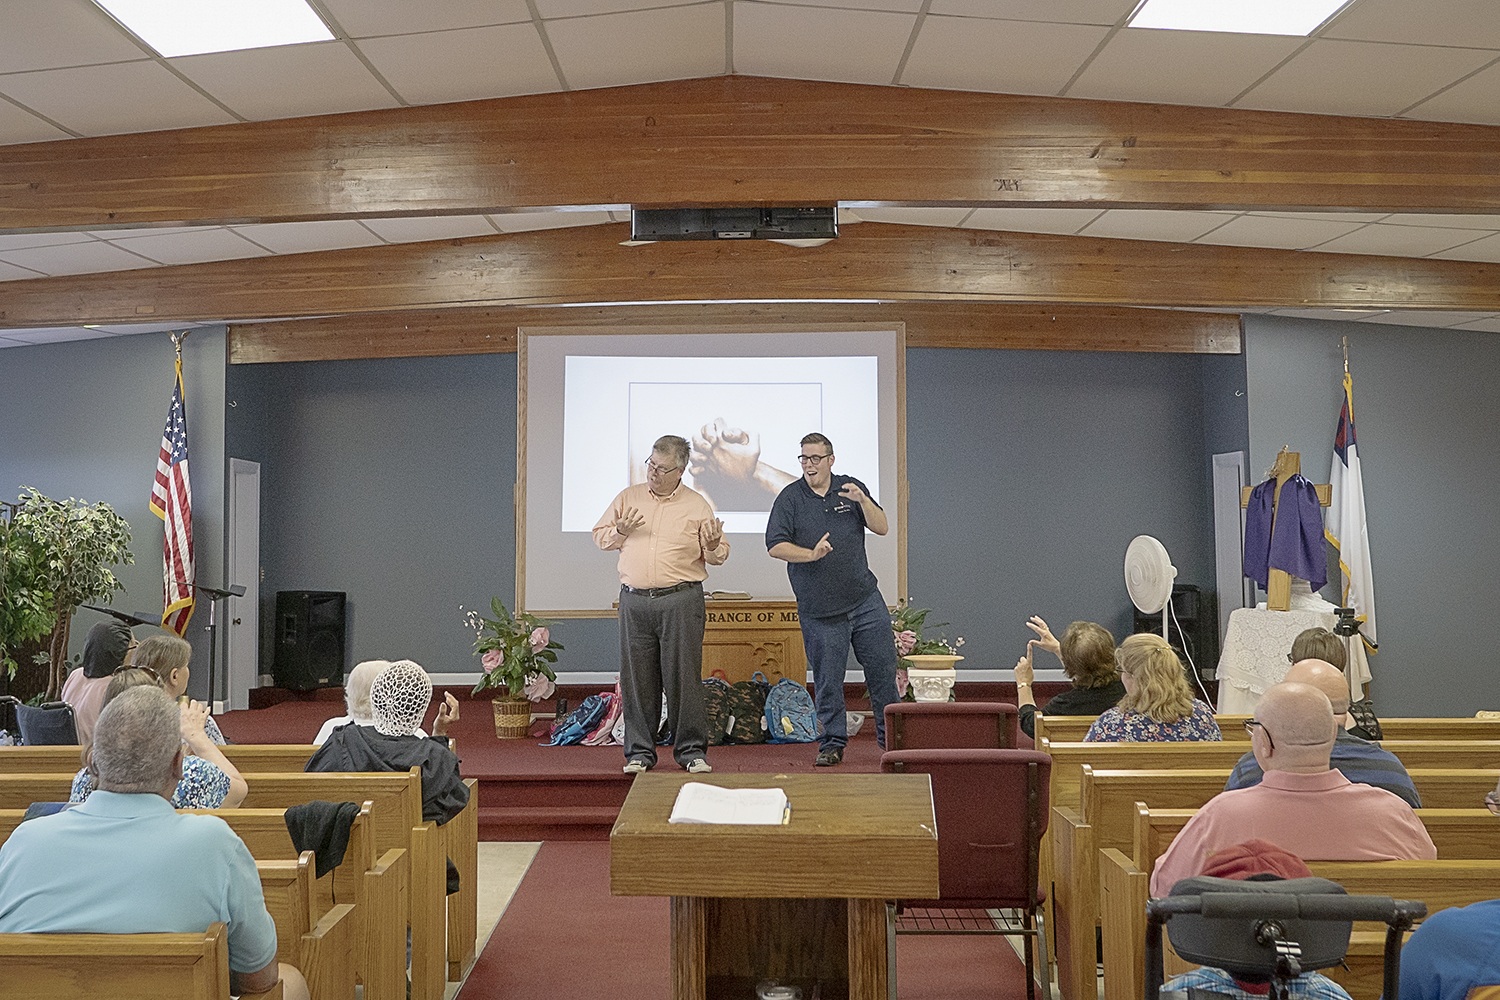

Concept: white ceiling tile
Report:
left=487, top=210, right=612, bottom=232
left=1269, top=308, right=1391, bottom=320
left=538, top=0, right=711, bottom=14
left=548, top=5, right=725, bottom=91
left=0, top=232, right=96, bottom=251
left=902, top=15, right=1110, bottom=94
left=84, top=225, right=218, bottom=239
left=853, top=207, right=973, bottom=227
left=0, top=327, right=117, bottom=344
left=1355, top=310, right=1495, bottom=328
left=90, top=321, right=212, bottom=334
left=734, top=5, right=915, bottom=84
left=930, top=0, right=1133, bottom=24
left=1402, top=61, right=1500, bottom=126
left=962, top=207, right=1103, bottom=235
left=231, top=220, right=385, bottom=254
left=104, top=228, right=274, bottom=265
left=170, top=42, right=401, bottom=121
left=1309, top=224, right=1482, bottom=258
left=361, top=215, right=500, bottom=242
left=1080, top=210, right=1233, bottom=243
left=320, top=0, right=532, bottom=37
left=1247, top=211, right=1389, bottom=223
left=1429, top=233, right=1500, bottom=263
left=1378, top=214, right=1500, bottom=231
left=0, top=62, right=237, bottom=137
left=1323, top=0, right=1500, bottom=49
left=1068, top=28, right=1302, bottom=106
left=0, top=97, right=73, bottom=145
left=753, top=0, right=925, bottom=11
left=0, top=241, right=158, bottom=275
left=0, top=0, right=146, bottom=73
left=1237, top=39, right=1496, bottom=118
left=1449, top=315, right=1500, bottom=333
left=355, top=23, right=560, bottom=105
left=0, top=260, right=46, bottom=281
left=1192, top=215, right=1368, bottom=250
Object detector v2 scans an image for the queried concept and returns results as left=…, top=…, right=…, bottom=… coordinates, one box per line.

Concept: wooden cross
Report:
left=1240, top=448, right=1332, bottom=611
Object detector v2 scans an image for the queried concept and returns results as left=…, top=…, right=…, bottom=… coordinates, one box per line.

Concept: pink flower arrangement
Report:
left=894, top=630, right=917, bottom=656
left=464, top=599, right=563, bottom=700
left=481, top=649, right=502, bottom=674
left=530, top=626, right=550, bottom=653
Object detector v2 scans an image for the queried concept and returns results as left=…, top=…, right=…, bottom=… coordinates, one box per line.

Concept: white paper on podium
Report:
left=668, top=782, right=789, bottom=825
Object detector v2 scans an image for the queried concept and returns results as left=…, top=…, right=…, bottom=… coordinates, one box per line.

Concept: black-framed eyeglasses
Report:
left=797, top=453, right=832, bottom=465
left=644, top=459, right=681, bottom=475
left=1244, top=718, right=1274, bottom=751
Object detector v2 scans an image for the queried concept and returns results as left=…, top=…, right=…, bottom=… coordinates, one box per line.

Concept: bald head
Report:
left=1253, top=682, right=1336, bottom=773
left=1283, top=659, right=1350, bottom=716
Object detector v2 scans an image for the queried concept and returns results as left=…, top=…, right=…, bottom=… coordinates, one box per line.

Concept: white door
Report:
left=1211, top=451, right=1254, bottom=657
left=225, top=458, right=261, bottom=712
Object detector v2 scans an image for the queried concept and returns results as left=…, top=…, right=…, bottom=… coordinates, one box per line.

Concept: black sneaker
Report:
left=814, top=748, right=843, bottom=767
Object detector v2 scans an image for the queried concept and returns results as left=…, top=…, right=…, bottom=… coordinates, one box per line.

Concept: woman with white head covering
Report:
left=304, top=660, right=467, bottom=825
left=312, top=660, right=430, bottom=744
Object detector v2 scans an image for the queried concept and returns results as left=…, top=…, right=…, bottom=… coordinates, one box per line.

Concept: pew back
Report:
left=1037, top=714, right=1500, bottom=744
left=0, top=744, right=319, bottom=774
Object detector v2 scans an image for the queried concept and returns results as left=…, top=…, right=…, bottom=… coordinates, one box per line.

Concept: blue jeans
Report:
left=800, top=589, right=900, bottom=752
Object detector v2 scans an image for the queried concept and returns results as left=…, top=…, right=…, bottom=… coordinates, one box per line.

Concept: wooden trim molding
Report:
left=1, top=223, right=1493, bottom=331
left=3, top=76, right=1500, bottom=232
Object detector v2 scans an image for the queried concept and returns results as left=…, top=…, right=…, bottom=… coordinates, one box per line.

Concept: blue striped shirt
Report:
left=1223, top=728, right=1421, bottom=808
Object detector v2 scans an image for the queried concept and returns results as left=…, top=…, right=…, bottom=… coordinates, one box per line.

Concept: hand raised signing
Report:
left=615, top=506, right=646, bottom=536
left=838, top=482, right=867, bottom=504
left=810, top=532, right=833, bottom=561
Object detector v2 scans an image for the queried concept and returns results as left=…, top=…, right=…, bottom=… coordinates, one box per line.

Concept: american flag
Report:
left=150, top=354, right=195, bottom=636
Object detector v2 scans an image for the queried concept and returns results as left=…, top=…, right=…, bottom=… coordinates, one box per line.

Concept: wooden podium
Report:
left=610, top=772, right=939, bottom=1000
left=702, top=600, right=807, bottom=685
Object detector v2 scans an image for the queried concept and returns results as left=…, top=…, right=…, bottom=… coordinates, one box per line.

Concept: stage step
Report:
left=479, top=805, right=621, bottom=842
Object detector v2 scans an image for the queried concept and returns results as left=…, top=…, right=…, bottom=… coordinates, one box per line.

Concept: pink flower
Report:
left=523, top=672, right=556, bottom=703
left=530, top=626, right=550, bottom=653
left=481, top=649, right=502, bottom=674
left=894, top=630, right=917, bottom=656
left=895, top=668, right=909, bottom=699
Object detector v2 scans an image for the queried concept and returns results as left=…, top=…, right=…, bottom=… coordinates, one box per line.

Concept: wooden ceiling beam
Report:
left=226, top=302, right=1242, bottom=363
left=3, top=76, right=1500, bottom=232
left=1, top=223, right=1495, bottom=329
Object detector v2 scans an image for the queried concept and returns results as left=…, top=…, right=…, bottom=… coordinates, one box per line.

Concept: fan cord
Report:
left=1169, top=598, right=1217, bottom=712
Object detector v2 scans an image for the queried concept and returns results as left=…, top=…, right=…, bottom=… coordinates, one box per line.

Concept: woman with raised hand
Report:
left=1013, top=616, right=1125, bottom=740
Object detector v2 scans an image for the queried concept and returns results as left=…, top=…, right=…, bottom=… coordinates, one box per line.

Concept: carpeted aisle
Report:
left=458, top=842, right=1036, bottom=1000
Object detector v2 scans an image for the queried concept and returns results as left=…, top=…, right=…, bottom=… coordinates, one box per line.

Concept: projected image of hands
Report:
left=685, top=418, right=799, bottom=512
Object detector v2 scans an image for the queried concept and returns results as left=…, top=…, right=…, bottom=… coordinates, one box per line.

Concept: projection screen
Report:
left=518, top=326, right=906, bottom=615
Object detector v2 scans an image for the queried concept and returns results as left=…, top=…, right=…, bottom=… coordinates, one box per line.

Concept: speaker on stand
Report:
left=1133, top=584, right=1218, bottom=686
left=272, top=590, right=346, bottom=691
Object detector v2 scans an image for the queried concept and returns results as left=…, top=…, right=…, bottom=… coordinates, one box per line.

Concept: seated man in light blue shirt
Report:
left=0, top=685, right=309, bottom=1000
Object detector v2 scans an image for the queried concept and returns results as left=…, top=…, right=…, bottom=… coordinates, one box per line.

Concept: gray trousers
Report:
left=618, top=582, right=709, bottom=766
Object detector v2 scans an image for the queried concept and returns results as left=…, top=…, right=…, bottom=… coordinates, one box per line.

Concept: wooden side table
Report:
left=610, top=772, right=939, bottom=1000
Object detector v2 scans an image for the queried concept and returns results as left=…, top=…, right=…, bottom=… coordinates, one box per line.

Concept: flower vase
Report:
left=491, top=694, right=533, bottom=739
left=903, top=654, right=963, bottom=702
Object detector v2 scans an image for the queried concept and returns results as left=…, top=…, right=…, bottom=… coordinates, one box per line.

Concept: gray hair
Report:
left=653, top=435, right=690, bottom=469
left=345, top=660, right=392, bottom=722
left=92, top=686, right=181, bottom=793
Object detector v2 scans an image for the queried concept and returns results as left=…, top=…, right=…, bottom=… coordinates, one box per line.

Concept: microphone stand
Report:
left=175, top=581, right=246, bottom=708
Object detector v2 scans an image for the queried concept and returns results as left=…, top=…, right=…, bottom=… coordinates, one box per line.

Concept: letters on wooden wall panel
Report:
left=226, top=302, right=1240, bottom=364
left=3, top=77, right=1500, bottom=231
left=2, top=223, right=1496, bottom=330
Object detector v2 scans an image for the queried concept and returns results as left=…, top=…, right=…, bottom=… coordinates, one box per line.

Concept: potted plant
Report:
left=891, top=600, right=965, bottom=703
left=9, top=488, right=134, bottom=700
left=0, top=502, right=57, bottom=685
left=465, top=598, right=563, bottom=738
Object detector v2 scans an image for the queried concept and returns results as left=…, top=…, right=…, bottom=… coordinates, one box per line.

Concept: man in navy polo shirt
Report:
left=766, top=432, right=899, bottom=766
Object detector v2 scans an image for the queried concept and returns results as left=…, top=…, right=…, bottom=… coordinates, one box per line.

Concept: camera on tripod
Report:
left=1332, top=607, right=1362, bottom=638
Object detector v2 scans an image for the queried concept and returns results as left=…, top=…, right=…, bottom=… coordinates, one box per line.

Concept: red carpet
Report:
left=457, top=841, right=1036, bottom=1000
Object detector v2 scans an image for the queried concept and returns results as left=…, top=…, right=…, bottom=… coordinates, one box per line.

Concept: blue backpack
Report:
left=764, top=678, right=820, bottom=744
left=543, top=693, right=610, bottom=746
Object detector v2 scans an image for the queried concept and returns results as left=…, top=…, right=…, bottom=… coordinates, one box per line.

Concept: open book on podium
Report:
left=668, top=782, right=790, bottom=825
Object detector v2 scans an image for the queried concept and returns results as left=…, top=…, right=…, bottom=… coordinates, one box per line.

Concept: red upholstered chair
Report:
left=883, top=701, right=1021, bottom=751
left=881, top=748, right=1052, bottom=1000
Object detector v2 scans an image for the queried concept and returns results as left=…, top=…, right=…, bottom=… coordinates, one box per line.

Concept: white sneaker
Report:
left=685, top=758, right=713, bottom=774
left=623, top=759, right=650, bottom=775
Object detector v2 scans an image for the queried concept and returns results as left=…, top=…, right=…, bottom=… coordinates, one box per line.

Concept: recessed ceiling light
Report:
left=93, top=0, right=334, bottom=58
left=1127, top=0, right=1356, bottom=36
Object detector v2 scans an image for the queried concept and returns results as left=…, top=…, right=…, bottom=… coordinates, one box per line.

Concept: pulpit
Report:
left=702, top=600, right=807, bottom=685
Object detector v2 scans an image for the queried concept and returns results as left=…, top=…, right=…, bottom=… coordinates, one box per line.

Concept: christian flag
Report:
left=1326, top=371, right=1376, bottom=655
left=150, top=354, right=195, bottom=636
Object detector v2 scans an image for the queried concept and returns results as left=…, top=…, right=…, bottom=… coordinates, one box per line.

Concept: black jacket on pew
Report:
left=305, top=723, right=469, bottom=826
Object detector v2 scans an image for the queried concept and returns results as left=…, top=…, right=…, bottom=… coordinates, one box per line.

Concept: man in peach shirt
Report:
left=1150, top=681, right=1436, bottom=897
left=593, top=434, right=729, bottom=775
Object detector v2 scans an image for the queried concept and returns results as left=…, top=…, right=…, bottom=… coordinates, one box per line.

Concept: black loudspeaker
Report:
left=273, top=591, right=346, bottom=691
left=1133, top=584, right=1218, bottom=678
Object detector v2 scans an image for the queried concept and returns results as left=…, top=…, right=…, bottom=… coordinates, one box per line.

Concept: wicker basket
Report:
left=491, top=696, right=533, bottom=739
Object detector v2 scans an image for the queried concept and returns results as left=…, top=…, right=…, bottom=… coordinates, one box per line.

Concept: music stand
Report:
left=175, top=581, right=246, bottom=706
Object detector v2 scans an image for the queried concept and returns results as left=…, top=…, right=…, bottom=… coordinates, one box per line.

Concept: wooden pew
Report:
left=1102, top=808, right=1500, bottom=1000
left=1052, top=768, right=1500, bottom=1000
left=0, top=773, right=78, bottom=808
left=0, top=743, right=319, bottom=774
left=258, top=851, right=357, bottom=1000
left=0, top=922, right=284, bottom=1000
left=1035, top=714, right=1500, bottom=745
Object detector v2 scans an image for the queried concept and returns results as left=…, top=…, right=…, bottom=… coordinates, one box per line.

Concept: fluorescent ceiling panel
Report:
left=1127, top=0, right=1354, bottom=36
left=94, top=0, right=334, bottom=57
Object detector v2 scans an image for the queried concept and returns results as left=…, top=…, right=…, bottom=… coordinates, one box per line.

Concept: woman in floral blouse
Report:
left=1084, top=633, right=1221, bottom=742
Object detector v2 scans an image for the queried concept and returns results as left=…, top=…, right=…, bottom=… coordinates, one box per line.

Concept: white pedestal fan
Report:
left=1124, top=535, right=1177, bottom=639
